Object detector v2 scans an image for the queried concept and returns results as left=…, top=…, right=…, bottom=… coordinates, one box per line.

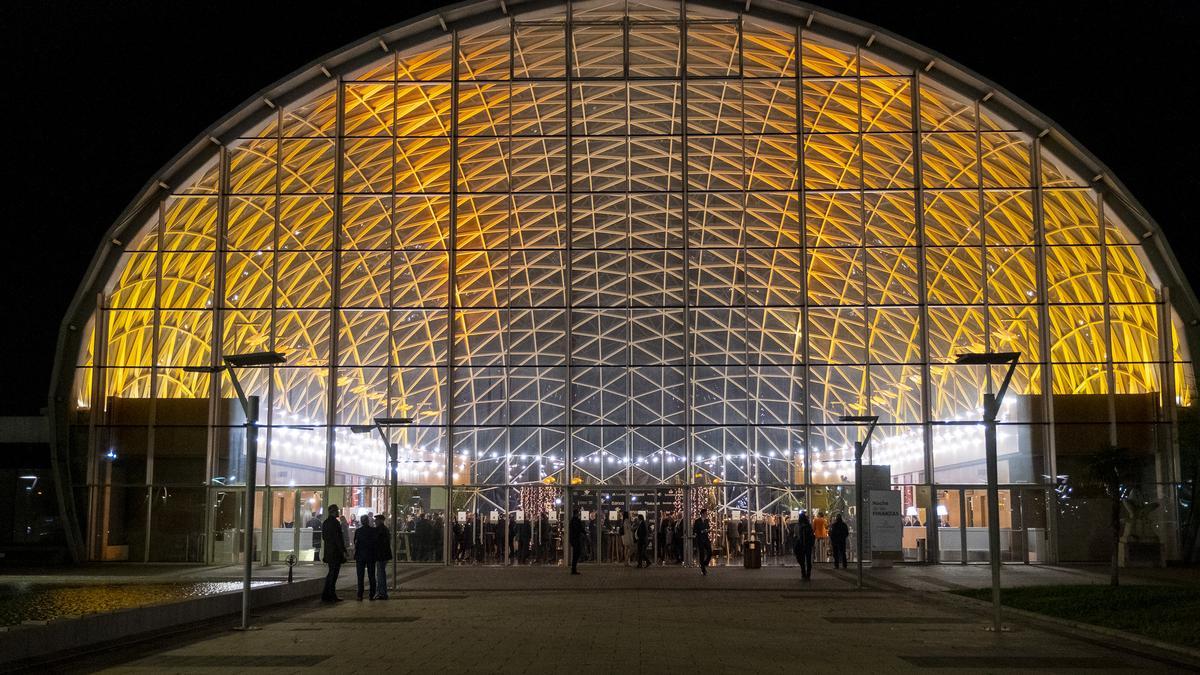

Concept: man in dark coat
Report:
left=374, top=514, right=393, bottom=599
left=569, top=509, right=585, bottom=575
left=414, top=513, right=432, bottom=561
left=794, top=512, right=815, bottom=580
left=633, top=515, right=649, bottom=568
left=829, top=514, right=850, bottom=570
left=321, top=505, right=348, bottom=602
left=353, top=514, right=377, bottom=601
left=694, top=509, right=712, bottom=576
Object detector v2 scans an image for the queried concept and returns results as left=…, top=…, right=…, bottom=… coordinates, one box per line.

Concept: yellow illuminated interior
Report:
left=76, top=1, right=1188, bottom=487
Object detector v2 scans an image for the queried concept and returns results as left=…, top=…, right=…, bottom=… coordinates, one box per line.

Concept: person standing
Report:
left=829, top=514, right=850, bottom=570
left=619, top=511, right=634, bottom=566
left=694, top=509, right=712, bottom=576
left=306, top=512, right=322, bottom=562
left=373, top=514, right=392, bottom=599
left=320, top=504, right=348, bottom=602
left=794, top=512, right=815, bottom=580
left=635, top=514, right=651, bottom=568
left=569, top=509, right=585, bottom=575
left=662, top=514, right=672, bottom=562
left=812, top=510, right=830, bottom=563
left=353, top=514, right=377, bottom=601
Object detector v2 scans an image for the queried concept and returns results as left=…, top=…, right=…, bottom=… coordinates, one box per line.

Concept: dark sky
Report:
left=0, top=0, right=1196, bottom=414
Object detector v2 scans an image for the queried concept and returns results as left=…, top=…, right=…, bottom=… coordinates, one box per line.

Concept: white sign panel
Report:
left=581, top=510, right=590, bottom=520
left=515, top=510, right=525, bottom=523
left=548, top=511, right=558, bottom=523
left=489, top=510, right=498, bottom=523
left=457, top=511, right=467, bottom=523
left=869, top=490, right=903, bottom=556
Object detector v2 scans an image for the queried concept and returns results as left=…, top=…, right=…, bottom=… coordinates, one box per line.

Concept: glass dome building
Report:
left=50, top=0, right=1197, bottom=566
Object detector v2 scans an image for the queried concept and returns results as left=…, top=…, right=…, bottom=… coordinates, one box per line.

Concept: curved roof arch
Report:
left=48, top=0, right=1197, bottom=561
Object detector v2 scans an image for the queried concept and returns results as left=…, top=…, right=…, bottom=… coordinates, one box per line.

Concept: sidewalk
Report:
left=49, top=563, right=1198, bottom=674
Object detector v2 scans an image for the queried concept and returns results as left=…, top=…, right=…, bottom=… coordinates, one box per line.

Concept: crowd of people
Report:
left=319, top=503, right=856, bottom=597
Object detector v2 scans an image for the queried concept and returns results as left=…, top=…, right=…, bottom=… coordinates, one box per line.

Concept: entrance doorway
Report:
left=935, top=486, right=1049, bottom=563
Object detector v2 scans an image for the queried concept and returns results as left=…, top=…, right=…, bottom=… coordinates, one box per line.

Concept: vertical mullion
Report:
left=1030, top=135, right=1058, bottom=564
left=325, top=78, right=344, bottom=493
left=912, top=71, right=938, bottom=563
left=679, top=0, right=693, bottom=566
left=738, top=13, right=751, bottom=488
left=797, top=24, right=812, bottom=490
left=565, top=10, right=575, bottom=491
left=1100, top=193, right=1118, bottom=445
left=855, top=44, right=870, bottom=466
left=448, top=30, right=461, bottom=563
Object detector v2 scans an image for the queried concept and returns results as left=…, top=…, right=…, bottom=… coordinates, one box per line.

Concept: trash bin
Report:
left=742, top=539, right=761, bottom=569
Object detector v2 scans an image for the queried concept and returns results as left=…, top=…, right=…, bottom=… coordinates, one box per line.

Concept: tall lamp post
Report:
left=184, top=350, right=287, bottom=631
left=839, top=414, right=878, bottom=590
left=350, top=416, right=413, bottom=590
left=953, top=351, right=1020, bottom=633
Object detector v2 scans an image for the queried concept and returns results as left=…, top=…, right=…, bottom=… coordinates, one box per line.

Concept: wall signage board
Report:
left=515, top=510, right=525, bottom=523
left=869, top=490, right=904, bottom=564
left=489, top=510, right=498, bottom=523
left=457, top=511, right=467, bottom=523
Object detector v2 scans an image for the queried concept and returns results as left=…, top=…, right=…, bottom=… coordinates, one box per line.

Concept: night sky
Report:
left=0, top=0, right=1195, bottom=414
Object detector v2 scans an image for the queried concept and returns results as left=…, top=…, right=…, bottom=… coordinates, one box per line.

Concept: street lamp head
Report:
left=348, top=425, right=375, bottom=434
left=954, top=351, right=1020, bottom=366
left=374, top=416, right=415, bottom=425
left=224, top=351, right=288, bottom=368
left=181, top=365, right=223, bottom=374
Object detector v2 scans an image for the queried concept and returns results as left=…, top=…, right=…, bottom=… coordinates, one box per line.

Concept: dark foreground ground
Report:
left=17, top=564, right=1200, bottom=674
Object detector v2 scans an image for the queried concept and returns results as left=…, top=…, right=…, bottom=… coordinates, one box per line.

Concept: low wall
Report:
left=0, top=577, right=323, bottom=667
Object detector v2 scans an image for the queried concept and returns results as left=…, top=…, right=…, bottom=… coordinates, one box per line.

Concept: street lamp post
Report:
left=185, top=350, right=287, bottom=631
left=954, top=351, right=1021, bottom=633
left=839, top=415, right=878, bottom=591
left=350, top=416, right=413, bottom=590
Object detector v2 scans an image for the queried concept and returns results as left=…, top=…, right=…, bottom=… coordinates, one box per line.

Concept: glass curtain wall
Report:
left=69, top=0, right=1188, bottom=564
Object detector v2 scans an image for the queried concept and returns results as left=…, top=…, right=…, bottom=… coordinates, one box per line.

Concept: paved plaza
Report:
left=25, top=563, right=1200, bottom=674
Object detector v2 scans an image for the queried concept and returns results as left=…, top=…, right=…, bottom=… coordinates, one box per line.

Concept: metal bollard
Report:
left=286, top=553, right=296, bottom=584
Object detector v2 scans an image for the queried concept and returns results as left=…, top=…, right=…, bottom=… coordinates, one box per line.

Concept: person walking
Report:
left=635, top=514, right=651, bottom=568
left=353, top=514, right=377, bottom=601
left=569, top=508, right=585, bottom=575
left=812, top=510, right=830, bottom=563
left=620, top=511, right=634, bottom=566
left=794, top=512, right=815, bottom=581
left=320, top=505, right=348, bottom=603
left=374, top=514, right=392, bottom=599
left=694, top=509, right=712, bottom=576
left=829, top=514, right=850, bottom=570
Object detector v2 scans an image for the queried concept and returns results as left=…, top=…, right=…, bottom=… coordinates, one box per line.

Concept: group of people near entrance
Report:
left=321, top=503, right=852, bottom=590
left=792, top=510, right=851, bottom=579
left=319, top=504, right=394, bottom=602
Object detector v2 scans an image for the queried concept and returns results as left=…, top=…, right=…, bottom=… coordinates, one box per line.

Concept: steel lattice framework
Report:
left=70, top=0, right=1187, bottom=498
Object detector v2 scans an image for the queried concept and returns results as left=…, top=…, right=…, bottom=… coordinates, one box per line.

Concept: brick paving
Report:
left=47, top=563, right=1199, bottom=674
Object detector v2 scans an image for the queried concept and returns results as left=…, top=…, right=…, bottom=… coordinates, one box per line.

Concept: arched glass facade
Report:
left=60, top=0, right=1192, bottom=566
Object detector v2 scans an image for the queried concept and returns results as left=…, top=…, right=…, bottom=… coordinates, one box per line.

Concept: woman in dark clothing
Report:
left=794, top=512, right=815, bottom=580
left=353, top=514, right=377, bottom=600
left=373, top=514, right=392, bottom=599
left=829, top=514, right=850, bottom=570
